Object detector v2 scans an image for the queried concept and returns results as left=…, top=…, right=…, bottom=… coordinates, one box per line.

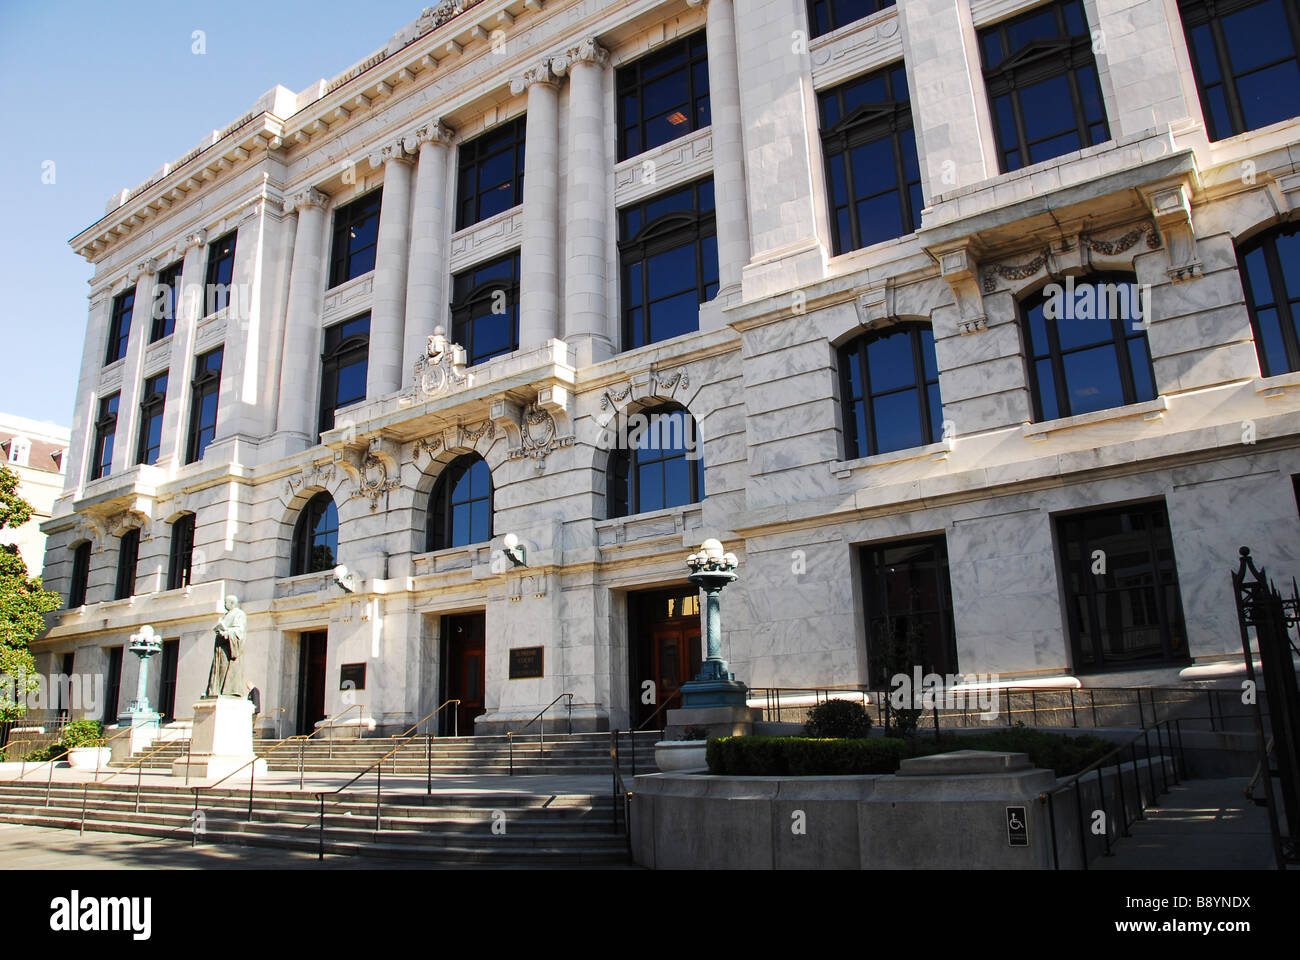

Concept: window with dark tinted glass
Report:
left=819, top=63, right=922, bottom=254
left=69, top=542, right=91, bottom=608
left=427, top=454, right=493, bottom=550
left=167, top=514, right=195, bottom=591
left=90, top=393, right=119, bottom=481
left=456, top=116, right=526, bottom=231
left=1019, top=273, right=1156, bottom=421
left=151, top=261, right=183, bottom=342
left=291, top=493, right=338, bottom=575
left=861, top=536, right=958, bottom=688
left=203, top=231, right=238, bottom=315
left=115, top=529, right=139, bottom=600
left=979, top=0, right=1109, bottom=172
left=319, top=314, right=370, bottom=434
left=1179, top=0, right=1300, bottom=141
left=186, top=347, right=222, bottom=464
left=808, top=0, right=896, bottom=39
left=103, top=646, right=123, bottom=724
left=136, top=371, right=167, bottom=466
left=329, top=191, right=382, bottom=288
left=451, top=252, right=520, bottom=366
left=607, top=404, right=703, bottom=518
left=105, top=290, right=134, bottom=365
left=1237, top=221, right=1300, bottom=376
left=838, top=323, right=942, bottom=459
left=619, top=179, right=718, bottom=350
left=617, top=31, right=711, bottom=161
left=1058, top=500, right=1188, bottom=671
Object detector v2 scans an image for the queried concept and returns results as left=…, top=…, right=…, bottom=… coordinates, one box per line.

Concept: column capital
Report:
left=553, top=38, right=609, bottom=74
left=414, top=119, right=455, bottom=147
left=184, top=229, right=207, bottom=250
left=368, top=138, right=415, bottom=169
left=284, top=187, right=330, bottom=214
left=130, top=257, right=158, bottom=282
left=510, top=60, right=560, bottom=95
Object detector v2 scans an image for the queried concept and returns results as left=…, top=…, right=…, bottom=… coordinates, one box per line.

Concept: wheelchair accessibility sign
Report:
left=1006, top=806, right=1028, bottom=847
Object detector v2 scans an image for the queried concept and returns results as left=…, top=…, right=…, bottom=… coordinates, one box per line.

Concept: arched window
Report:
left=838, top=323, right=942, bottom=459
left=427, top=454, right=493, bottom=551
left=291, top=493, right=338, bottom=576
left=607, top=404, right=704, bottom=518
left=1238, top=221, right=1300, bottom=377
left=1018, top=273, right=1156, bottom=421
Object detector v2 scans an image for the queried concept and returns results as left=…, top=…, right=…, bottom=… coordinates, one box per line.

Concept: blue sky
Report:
left=0, top=0, right=430, bottom=426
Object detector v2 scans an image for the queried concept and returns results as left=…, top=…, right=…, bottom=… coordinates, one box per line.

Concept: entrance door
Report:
left=442, top=613, right=486, bottom=735
left=296, top=631, right=328, bottom=735
left=630, top=587, right=702, bottom=728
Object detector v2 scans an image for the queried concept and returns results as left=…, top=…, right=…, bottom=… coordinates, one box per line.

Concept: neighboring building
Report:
left=1, top=414, right=70, bottom=578
left=33, top=0, right=1300, bottom=736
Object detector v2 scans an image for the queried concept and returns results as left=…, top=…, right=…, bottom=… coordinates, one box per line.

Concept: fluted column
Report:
left=160, top=231, right=208, bottom=466
left=402, top=120, right=455, bottom=377
left=111, top=259, right=157, bottom=474
left=368, top=141, right=415, bottom=398
left=275, top=188, right=330, bottom=446
left=512, top=61, right=562, bottom=350
left=698, top=0, right=750, bottom=301
left=555, top=39, right=612, bottom=364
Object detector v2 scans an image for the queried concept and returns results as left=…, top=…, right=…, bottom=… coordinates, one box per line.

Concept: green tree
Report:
left=0, top=463, right=61, bottom=720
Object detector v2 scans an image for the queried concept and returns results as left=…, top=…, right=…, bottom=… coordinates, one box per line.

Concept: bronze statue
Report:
left=204, top=595, right=247, bottom=697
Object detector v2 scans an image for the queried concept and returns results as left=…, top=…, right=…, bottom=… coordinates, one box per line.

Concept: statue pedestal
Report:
left=171, top=697, right=266, bottom=780
left=108, top=711, right=162, bottom=765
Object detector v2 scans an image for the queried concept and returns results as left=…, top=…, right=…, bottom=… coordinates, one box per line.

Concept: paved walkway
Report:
left=1095, top=777, right=1280, bottom=869
left=0, top=763, right=612, bottom=798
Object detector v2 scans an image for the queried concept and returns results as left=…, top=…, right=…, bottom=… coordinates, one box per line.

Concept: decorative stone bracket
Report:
left=1141, top=179, right=1201, bottom=282
left=492, top=388, right=575, bottom=473
left=854, top=279, right=895, bottom=330
left=340, top=436, right=402, bottom=513
left=936, top=244, right=988, bottom=335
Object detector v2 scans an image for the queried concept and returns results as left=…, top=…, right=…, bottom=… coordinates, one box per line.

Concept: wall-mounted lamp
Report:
left=503, top=533, right=528, bottom=567
left=333, top=564, right=358, bottom=593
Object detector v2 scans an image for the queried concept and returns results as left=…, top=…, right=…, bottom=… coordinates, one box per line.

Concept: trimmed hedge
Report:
left=706, top=729, right=1115, bottom=778
left=804, top=698, right=872, bottom=738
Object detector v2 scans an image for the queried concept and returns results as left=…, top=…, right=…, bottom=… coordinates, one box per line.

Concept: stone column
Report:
left=66, top=292, right=113, bottom=495
left=111, top=259, right=157, bottom=474
left=402, top=121, right=455, bottom=378
left=698, top=0, right=750, bottom=302
left=512, top=62, right=562, bottom=350
left=367, top=142, right=415, bottom=398
left=556, top=39, right=612, bottom=364
left=160, top=231, right=209, bottom=466
left=274, top=188, right=330, bottom=449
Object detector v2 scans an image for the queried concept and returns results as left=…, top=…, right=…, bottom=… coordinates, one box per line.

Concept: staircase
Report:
left=110, top=730, right=662, bottom=776
left=0, top=778, right=631, bottom=867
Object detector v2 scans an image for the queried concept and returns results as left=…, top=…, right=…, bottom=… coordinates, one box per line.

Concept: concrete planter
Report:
left=654, top=740, right=708, bottom=772
left=66, top=747, right=111, bottom=770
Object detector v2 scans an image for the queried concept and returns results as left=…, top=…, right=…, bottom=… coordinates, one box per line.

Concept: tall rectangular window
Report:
left=456, top=117, right=526, bottom=231
left=819, top=63, right=922, bottom=254
left=68, top=542, right=91, bottom=608
left=328, top=191, right=382, bottom=288
left=115, top=528, right=139, bottom=601
left=1057, top=501, right=1188, bottom=671
left=135, top=370, right=168, bottom=466
left=860, top=536, right=958, bottom=688
left=89, top=393, right=119, bottom=481
left=159, top=639, right=179, bottom=722
left=1179, top=0, right=1300, bottom=141
left=186, top=347, right=222, bottom=464
left=203, top=231, right=238, bottom=316
left=167, top=514, right=195, bottom=591
left=319, top=314, right=370, bottom=434
left=619, top=179, right=718, bottom=350
left=978, top=0, right=1109, bottom=173
left=105, top=289, right=134, bottom=365
left=103, top=646, right=123, bottom=725
left=151, top=260, right=183, bottom=342
left=617, top=31, right=711, bottom=161
left=808, top=0, right=896, bottom=39
left=450, top=252, right=521, bottom=365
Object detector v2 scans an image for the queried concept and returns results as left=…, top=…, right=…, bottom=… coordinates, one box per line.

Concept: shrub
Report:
left=60, top=718, right=103, bottom=749
left=940, top=728, right=1114, bottom=778
left=804, top=699, right=872, bottom=739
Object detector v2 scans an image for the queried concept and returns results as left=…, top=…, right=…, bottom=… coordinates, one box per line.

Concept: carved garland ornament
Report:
left=285, top=463, right=336, bottom=499
left=599, top=369, right=690, bottom=410
left=1080, top=221, right=1161, bottom=256
left=351, top=453, right=400, bottom=513
left=507, top=403, right=576, bottom=471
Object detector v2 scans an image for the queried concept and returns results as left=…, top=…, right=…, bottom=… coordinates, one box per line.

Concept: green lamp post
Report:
left=679, top=539, right=749, bottom=708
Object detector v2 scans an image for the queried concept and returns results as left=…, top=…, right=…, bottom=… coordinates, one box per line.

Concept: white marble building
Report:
left=33, top=0, right=1300, bottom=736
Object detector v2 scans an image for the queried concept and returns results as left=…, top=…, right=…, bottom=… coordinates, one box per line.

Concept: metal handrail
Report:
left=306, top=700, right=466, bottom=860
left=634, top=688, right=683, bottom=733
left=506, top=693, right=574, bottom=774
